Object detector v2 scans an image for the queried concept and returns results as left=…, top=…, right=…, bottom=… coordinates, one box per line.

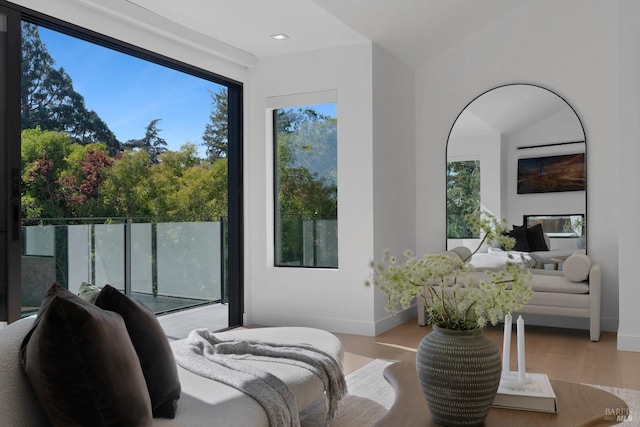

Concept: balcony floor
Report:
left=157, top=303, right=229, bottom=340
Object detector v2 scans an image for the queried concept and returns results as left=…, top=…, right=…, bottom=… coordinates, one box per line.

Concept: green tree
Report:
left=275, top=108, right=337, bottom=217
left=150, top=144, right=227, bottom=220
left=100, top=150, right=154, bottom=217
left=149, top=143, right=203, bottom=217
left=274, top=107, right=337, bottom=264
left=57, top=144, right=114, bottom=217
left=123, top=119, right=168, bottom=164
left=202, top=88, right=228, bottom=163
left=21, top=128, right=74, bottom=218
left=21, top=22, right=120, bottom=155
left=447, top=160, right=481, bottom=238
left=170, top=160, right=227, bottom=220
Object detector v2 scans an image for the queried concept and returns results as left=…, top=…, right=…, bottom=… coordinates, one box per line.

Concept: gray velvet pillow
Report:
left=20, top=283, right=153, bottom=427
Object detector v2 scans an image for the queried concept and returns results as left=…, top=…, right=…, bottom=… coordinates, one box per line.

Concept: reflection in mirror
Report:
left=446, top=84, right=586, bottom=268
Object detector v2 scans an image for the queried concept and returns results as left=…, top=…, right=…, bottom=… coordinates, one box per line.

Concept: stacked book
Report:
left=493, top=372, right=558, bottom=413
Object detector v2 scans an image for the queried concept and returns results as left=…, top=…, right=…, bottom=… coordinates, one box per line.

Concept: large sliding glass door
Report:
left=0, top=3, right=243, bottom=329
left=0, top=5, right=22, bottom=324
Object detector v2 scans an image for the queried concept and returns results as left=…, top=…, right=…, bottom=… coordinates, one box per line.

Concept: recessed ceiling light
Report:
left=270, top=33, right=289, bottom=40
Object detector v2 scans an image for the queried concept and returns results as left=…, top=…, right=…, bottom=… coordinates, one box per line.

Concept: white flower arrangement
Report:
left=365, top=212, right=533, bottom=333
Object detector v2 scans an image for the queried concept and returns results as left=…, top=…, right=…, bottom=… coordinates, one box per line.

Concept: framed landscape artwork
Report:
left=517, top=153, right=585, bottom=194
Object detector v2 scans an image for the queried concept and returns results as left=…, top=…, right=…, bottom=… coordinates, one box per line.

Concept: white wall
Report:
left=371, top=44, right=416, bottom=332
left=247, top=44, right=382, bottom=335
left=616, top=0, right=640, bottom=351
left=416, top=0, right=620, bottom=334
left=247, top=43, right=415, bottom=336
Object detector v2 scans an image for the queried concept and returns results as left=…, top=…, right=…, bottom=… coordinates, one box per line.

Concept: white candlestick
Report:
left=502, top=314, right=512, bottom=375
left=517, top=315, right=526, bottom=383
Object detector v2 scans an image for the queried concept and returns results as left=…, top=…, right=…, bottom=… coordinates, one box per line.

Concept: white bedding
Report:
left=469, top=249, right=536, bottom=271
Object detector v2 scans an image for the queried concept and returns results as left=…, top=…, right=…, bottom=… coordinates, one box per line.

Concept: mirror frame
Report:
left=445, top=83, right=587, bottom=252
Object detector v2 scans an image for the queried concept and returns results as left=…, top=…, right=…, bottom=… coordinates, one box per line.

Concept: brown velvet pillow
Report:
left=95, top=285, right=181, bottom=418
left=20, top=283, right=152, bottom=427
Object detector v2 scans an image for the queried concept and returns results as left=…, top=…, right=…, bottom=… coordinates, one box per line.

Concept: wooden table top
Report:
left=372, top=360, right=629, bottom=427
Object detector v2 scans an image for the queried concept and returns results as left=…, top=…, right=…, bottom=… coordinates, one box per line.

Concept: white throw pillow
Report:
left=451, top=246, right=472, bottom=262
left=563, top=254, right=592, bottom=282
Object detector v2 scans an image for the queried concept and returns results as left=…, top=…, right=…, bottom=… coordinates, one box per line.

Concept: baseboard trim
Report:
left=374, top=307, right=417, bottom=335
left=617, top=333, right=640, bottom=352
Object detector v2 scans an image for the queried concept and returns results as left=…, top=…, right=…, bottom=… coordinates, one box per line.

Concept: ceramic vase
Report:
left=416, top=326, right=502, bottom=427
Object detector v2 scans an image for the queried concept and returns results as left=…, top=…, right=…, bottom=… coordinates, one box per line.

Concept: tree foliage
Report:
left=21, top=128, right=74, bottom=218
left=274, top=107, right=338, bottom=264
left=275, top=108, right=337, bottom=219
left=123, top=119, right=168, bottom=164
left=202, top=88, right=228, bottom=163
left=21, top=22, right=121, bottom=155
left=20, top=129, right=229, bottom=222
left=447, top=160, right=481, bottom=238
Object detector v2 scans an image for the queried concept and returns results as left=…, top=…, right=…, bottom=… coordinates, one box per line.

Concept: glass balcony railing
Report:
left=21, top=217, right=228, bottom=317
left=276, top=214, right=338, bottom=268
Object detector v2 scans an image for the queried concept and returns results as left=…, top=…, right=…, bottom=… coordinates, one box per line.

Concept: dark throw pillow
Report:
left=526, top=223, right=549, bottom=251
left=20, top=283, right=152, bottom=427
left=95, top=285, right=181, bottom=418
left=507, top=225, right=530, bottom=252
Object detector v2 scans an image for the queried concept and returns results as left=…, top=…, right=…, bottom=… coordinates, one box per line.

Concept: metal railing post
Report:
left=220, top=218, right=226, bottom=304
left=124, top=217, right=132, bottom=296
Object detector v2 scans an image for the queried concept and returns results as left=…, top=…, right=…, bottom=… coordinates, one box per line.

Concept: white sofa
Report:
left=0, top=316, right=344, bottom=427
left=417, top=248, right=601, bottom=341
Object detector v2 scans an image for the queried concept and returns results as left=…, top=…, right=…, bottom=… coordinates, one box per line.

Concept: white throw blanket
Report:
left=174, top=329, right=347, bottom=427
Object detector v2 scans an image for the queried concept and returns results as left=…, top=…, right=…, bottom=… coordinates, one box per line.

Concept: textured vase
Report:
left=416, top=327, right=502, bottom=427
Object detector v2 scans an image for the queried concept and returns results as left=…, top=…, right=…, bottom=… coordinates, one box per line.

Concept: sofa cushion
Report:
left=526, top=224, right=549, bottom=251
left=563, top=254, right=592, bottom=282
left=155, top=327, right=344, bottom=427
left=0, top=317, right=50, bottom=427
left=95, top=285, right=181, bottom=418
left=20, top=283, right=153, bottom=427
left=524, top=291, right=590, bottom=310
left=528, top=272, right=590, bottom=294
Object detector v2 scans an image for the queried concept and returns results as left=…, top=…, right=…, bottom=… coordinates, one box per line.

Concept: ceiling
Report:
left=73, top=1, right=563, bottom=135
left=450, top=85, right=573, bottom=138
left=76, top=0, right=525, bottom=68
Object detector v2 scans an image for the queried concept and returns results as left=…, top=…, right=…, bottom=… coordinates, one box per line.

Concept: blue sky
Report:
left=37, top=26, right=336, bottom=154
left=39, top=27, right=222, bottom=153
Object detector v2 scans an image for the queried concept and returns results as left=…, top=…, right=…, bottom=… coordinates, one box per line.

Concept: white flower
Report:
left=365, top=212, right=533, bottom=333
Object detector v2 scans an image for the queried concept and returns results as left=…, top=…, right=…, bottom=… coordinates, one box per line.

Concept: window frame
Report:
left=0, top=1, right=244, bottom=325
left=269, top=93, right=338, bottom=269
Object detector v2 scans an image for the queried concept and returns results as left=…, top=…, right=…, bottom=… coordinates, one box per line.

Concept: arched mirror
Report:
left=446, top=84, right=586, bottom=269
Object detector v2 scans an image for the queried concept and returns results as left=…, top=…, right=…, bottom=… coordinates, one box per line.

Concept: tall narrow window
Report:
left=274, top=104, right=337, bottom=268
left=447, top=160, right=480, bottom=238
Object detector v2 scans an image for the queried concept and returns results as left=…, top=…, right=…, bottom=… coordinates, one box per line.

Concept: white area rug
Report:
left=298, top=358, right=640, bottom=427
left=300, top=359, right=396, bottom=427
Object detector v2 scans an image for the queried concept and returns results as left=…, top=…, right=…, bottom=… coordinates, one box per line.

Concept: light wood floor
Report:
left=334, top=317, right=640, bottom=391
